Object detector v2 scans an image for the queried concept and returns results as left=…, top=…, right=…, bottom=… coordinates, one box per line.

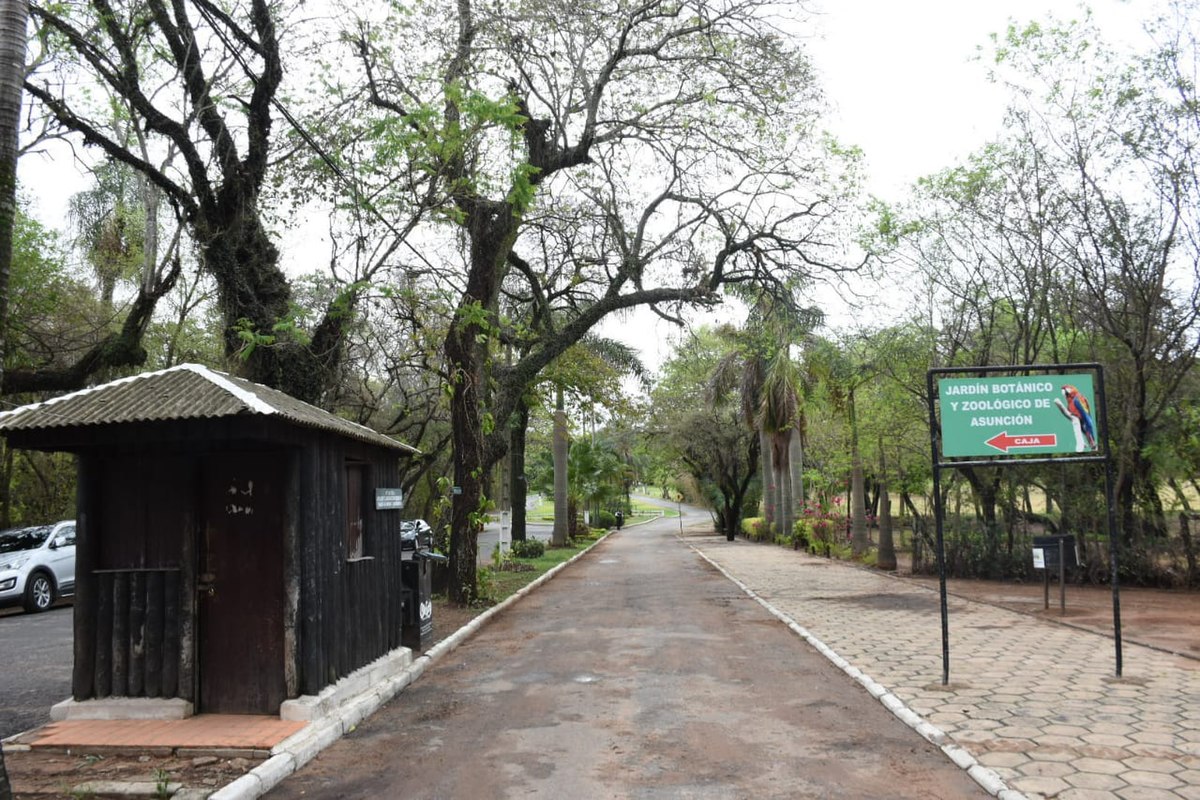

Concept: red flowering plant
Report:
left=794, top=494, right=848, bottom=555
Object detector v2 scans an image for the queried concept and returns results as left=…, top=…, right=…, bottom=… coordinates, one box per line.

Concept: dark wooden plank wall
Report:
left=74, top=453, right=194, bottom=702
left=297, top=435, right=405, bottom=695
left=90, top=569, right=183, bottom=698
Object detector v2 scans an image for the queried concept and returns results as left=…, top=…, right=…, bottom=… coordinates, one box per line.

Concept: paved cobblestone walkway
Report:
left=689, top=537, right=1200, bottom=800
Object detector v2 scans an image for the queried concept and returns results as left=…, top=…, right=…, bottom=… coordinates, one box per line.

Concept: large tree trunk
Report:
left=877, top=480, right=896, bottom=570
left=0, top=443, right=11, bottom=528
left=442, top=205, right=518, bottom=601
left=775, top=435, right=793, bottom=539
left=200, top=214, right=345, bottom=404
left=780, top=455, right=793, bottom=538
left=850, top=458, right=867, bottom=555
left=445, top=322, right=486, bottom=604
left=0, top=2, right=26, bottom=795
left=510, top=400, right=529, bottom=542
left=902, top=491, right=925, bottom=568
left=1132, top=429, right=1166, bottom=539
left=772, top=458, right=785, bottom=537
left=849, top=391, right=868, bottom=556
left=552, top=395, right=569, bottom=547
left=876, top=437, right=896, bottom=570
left=789, top=428, right=804, bottom=517
left=1178, top=511, right=1198, bottom=588
left=722, top=483, right=744, bottom=542
left=759, top=429, right=774, bottom=529
left=0, top=0, right=22, bottom=353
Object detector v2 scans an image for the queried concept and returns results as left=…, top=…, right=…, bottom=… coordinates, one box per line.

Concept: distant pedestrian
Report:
left=615, top=510, right=624, bottom=530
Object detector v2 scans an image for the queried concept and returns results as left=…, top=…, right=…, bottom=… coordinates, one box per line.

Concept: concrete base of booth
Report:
left=50, top=696, right=194, bottom=721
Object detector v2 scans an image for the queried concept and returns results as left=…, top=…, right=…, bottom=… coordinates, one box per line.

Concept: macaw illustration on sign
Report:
left=1053, top=384, right=1097, bottom=452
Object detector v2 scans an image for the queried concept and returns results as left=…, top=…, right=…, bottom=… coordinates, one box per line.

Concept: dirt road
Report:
left=268, top=513, right=988, bottom=799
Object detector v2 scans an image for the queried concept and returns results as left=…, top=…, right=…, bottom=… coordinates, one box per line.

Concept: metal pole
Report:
left=1105, top=457, right=1123, bottom=676
left=1095, top=366, right=1123, bottom=677
left=927, top=371, right=950, bottom=685
left=1059, top=538, right=1066, bottom=615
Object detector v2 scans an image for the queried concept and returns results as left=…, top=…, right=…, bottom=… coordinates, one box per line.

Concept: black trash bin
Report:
left=400, top=520, right=445, bottom=649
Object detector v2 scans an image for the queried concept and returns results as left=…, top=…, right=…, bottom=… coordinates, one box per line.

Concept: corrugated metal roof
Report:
left=0, top=363, right=418, bottom=454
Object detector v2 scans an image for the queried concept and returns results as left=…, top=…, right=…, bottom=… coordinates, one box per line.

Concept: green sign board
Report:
left=938, top=373, right=1098, bottom=457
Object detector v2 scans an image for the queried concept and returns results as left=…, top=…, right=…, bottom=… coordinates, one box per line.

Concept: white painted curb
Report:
left=688, top=543, right=1027, bottom=800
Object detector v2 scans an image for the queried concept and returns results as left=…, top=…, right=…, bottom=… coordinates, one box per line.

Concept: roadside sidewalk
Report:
left=687, top=534, right=1200, bottom=800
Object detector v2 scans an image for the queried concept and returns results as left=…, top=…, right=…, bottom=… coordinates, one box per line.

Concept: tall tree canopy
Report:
left=23, top=0, right=359, bottom=401
left=871, top=8, right=1200, bottom=552
left=334, top=0, right=860, bottom=601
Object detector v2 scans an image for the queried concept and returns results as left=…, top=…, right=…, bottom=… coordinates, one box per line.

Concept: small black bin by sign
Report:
left=401, top=555, right=432, bottom=648
left=1033, top=534, right=1079, bottom=570
left=404, top=551, right=449, bottom=647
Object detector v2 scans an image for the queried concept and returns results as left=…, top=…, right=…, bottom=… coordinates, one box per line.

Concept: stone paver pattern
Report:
left=689, top=537, right=1200, bottom=800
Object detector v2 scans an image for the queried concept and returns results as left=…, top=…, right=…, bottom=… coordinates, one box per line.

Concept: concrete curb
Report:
left=688, top=543, right=1028, bottom=800
left=210, top=531, right=614, bottom=800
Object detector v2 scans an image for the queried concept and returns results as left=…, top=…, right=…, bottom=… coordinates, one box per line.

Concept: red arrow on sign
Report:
left=985, top=431, right=1058, bottom=453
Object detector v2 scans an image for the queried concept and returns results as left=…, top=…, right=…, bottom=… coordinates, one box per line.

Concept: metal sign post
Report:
left=927, top=363, right=1122, bottom=684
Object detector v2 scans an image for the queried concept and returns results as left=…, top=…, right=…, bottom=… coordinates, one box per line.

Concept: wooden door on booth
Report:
left=198, top=452, right=286, bottom=714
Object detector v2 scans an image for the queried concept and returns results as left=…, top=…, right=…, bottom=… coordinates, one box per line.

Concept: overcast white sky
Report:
left=806, top=0, right=1147, bottom=196
left=616, top=0, right=1156, bottom=374
left=18, top=1, right=1159, bottom=379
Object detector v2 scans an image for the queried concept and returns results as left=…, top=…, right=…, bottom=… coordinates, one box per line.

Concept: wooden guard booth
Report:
left=0, top=364, right=418, bottom=716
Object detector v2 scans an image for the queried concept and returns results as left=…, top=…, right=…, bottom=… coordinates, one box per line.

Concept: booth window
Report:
left=345, top=462, right=366, bottom=559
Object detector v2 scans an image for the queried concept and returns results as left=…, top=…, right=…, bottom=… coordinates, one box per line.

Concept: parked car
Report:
left=0, top=520, right=76, bottom=613
left=400, top=518, right=433, bottom=555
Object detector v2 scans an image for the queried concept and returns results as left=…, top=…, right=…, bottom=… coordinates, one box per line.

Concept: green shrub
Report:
left=473, top=566, right=495, bottom=605
left=739, top=517, right=775, bottom=542
left=791, top=519, right=811, bottom=551
left=594, top=510, right=617, bottom=529
left=511, top=538, right=546, bottom=558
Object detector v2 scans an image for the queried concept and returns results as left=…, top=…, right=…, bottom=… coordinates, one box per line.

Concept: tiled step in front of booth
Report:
left=10, top=715, right=308, bottom=757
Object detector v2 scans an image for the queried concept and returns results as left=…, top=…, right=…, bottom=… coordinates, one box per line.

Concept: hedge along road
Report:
left=267, top=511, right=989, bottom=799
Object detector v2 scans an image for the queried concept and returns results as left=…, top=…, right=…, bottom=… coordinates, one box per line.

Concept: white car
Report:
left=0, top=520, right=76, bottom=613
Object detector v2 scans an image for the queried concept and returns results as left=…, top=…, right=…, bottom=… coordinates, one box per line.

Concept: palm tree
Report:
left=0, top=2, right=27, bottom=795
left=710, top=302, right=817, bottom=539
left=566, top=439, right=623, bottom=533
left=789, top=428, right=805, bottom=526
left=0, top=0, right=24, bottom=340
left=759, top=350, right=802, bottom=537
left=68, top=160, right=146, bottom=315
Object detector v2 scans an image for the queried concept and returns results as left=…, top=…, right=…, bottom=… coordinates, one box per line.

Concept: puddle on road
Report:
left=573, top=674, right=601, bottom=684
